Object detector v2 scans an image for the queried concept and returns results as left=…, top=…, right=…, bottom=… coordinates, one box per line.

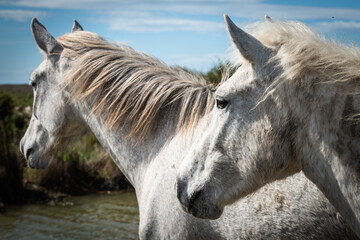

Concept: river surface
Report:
left=0, top=192, right=139, bottom=240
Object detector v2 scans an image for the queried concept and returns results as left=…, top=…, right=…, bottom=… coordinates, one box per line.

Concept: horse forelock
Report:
left=230, top=19, right=360, bottom=91
left=56, top=31, right=215, bottom=141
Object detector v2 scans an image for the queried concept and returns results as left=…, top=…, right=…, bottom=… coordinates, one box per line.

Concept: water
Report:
left=0, top=192, right=139, bottom=240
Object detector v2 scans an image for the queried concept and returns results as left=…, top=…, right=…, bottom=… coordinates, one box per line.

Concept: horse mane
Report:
left=57, top=31, right=215, bottom=140
left=234, top=19, right=360, bottom=91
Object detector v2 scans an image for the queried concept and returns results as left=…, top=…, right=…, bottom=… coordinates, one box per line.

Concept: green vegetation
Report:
left=0, top=62, right=235, bottom=204
left=175, top=60, right=236, bottom=87
left=201, top=61, right=236, bottom=86
left=0, top=89, right=28, bottom=204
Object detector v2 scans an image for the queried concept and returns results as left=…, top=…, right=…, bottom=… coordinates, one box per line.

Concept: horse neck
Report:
left=72, top=98, right=173, bottom=190
left=288, top=82, right=360, bottom=236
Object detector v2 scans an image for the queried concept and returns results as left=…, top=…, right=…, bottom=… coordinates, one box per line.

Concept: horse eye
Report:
left=216, top=99, right=229, bottom=109
left=30, top=81, right=37, bottom=89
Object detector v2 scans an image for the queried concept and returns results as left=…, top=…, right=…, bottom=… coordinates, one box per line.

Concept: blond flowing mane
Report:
left=57, top=31, right=214, bottom=140
left=242, top=19, right=360, bottom=89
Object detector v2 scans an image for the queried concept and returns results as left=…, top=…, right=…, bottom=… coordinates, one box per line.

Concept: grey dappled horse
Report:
left=20, top=18, right=358, bottom=239
left=176, top=15, right=360, bottom=238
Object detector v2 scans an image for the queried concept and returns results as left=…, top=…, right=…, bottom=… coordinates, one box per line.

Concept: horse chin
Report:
left=28, top=155, right=52, bottom=169
left=189, top=201, right=223, bottom=219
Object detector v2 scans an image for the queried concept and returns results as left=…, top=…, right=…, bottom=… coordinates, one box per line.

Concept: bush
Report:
left=202, top=61, right=236, bottom=86
left=0, top=119, right=25, bottom=203
left=30, top=133, right=131, bottom=195
left=0, top=89, right=29, bottom=203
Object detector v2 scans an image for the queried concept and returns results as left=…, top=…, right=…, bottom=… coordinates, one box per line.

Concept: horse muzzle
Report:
left=20, top=139, right=50, bottom=169
left=176, top=177, right=223, bottom=219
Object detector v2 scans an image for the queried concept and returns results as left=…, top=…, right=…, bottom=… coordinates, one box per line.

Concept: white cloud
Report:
left=3, top=0, right=360, bottom=21
left=0, top=9, right=47, bottom=22
left=312, top=21, right=360, bottom=32
left=0, top=0, right=260, bottom=10
left=2, top=0, right=360, bottom=34
left=108, top=16, right=224, bottom=32
left=230, top=4, right=360, bottom=21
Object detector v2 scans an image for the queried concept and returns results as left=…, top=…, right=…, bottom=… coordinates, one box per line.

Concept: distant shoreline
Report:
left=0, top=84, right=32, bottom=95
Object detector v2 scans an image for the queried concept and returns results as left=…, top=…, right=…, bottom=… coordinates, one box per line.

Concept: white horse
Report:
left=20, top=18, right=358, bottom=239
left=176, top=15, right=360, bottom=238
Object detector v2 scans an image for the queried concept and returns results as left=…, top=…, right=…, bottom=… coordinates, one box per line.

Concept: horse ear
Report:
left=31, top=18, right=63, bottom=55
left=264, top=15, right=273, bottom=22
left=72, top=19, right=83, bottom=32
left=224, top=15, right=267, bottom=63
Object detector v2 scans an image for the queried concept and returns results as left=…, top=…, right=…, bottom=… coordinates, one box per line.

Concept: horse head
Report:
left=176, top=14, right=360, bottom=237
left=176, top=15, right=303, bottom=219
left=20, top=19, right=87, bottom=169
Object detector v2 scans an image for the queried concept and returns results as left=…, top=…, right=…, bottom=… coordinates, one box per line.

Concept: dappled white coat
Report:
left=177, top=15, right=360, bottom=238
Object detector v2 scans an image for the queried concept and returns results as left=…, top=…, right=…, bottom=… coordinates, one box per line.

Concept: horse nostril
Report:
left=188, top=190, right=202, bottom=213
left=176, top=179, right=186, bottom=201
left=20, top=143, right=24, bottom=155
left=176, top=178, right=203, bottom=213
left=25, top=148, right=32, bottom=160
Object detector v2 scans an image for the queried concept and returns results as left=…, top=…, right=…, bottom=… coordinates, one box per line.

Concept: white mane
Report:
left=233, top=19, right=360, bottom=89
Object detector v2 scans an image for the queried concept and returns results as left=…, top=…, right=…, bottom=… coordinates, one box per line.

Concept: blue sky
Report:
left=1, top=0, right=360, bottom=84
